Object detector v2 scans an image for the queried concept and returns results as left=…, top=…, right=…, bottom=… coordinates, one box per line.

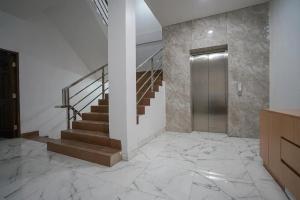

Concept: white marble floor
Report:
left=0, top=132, right=288, bottom=200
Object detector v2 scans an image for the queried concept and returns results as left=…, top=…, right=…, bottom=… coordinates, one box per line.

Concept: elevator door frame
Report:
left=190, top=47, right=228, bottom=133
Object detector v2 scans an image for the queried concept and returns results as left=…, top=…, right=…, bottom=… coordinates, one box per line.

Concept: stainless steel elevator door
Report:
left=191, top=52, right=228, bottom=133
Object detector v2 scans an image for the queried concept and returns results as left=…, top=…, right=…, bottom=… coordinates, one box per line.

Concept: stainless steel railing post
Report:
left=151, top=57, right=154, bottom=92
left=66, top=89, right=70, bottom=129
left=56, top=64, right=108, bottom=129
left=102, top=68, right=105, bottom=99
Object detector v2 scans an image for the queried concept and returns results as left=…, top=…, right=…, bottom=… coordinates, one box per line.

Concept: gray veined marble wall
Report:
left=163, top=3, right=269, bottom=138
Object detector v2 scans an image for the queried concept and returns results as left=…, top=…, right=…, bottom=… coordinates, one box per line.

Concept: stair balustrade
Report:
left=136, top=48, right=163, bottom=123
left=93, top=0, right=108, bottom=25
left=55, top=64, right=108, bottom=129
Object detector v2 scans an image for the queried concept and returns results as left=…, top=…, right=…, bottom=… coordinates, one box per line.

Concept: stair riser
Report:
left=72, top=122, right=109, bottom=133
left=61, top=132, right=110, bottom=146
left=138, top=91, right=155, bottom=100
left=98, top=99, right=109, bottom=105
left=47, top=142, right=121, bottom=167
left=138, top=98, right=150, bottom=106
left=82, top=113, right=109, bottom=122
left=137, top=84, right=160, bottom=94
left=137, top=106, right=145, bottom=115
left=136, top=79, right=162, bottom=91
left=91, top=106, right=109, bottom=113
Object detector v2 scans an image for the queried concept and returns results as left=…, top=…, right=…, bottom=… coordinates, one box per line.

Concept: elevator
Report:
left=191, top=50, right=228, bottom=133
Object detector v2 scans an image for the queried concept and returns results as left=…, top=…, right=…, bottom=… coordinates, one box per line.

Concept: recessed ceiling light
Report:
left=208, top=30, right=214, bottom=34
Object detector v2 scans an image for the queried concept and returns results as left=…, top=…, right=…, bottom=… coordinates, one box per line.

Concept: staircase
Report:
left=136, top=70, right=163, bottom=123
left=47, top=93, right=122, bottom=167
left=47, top=49, right=163, bottom=167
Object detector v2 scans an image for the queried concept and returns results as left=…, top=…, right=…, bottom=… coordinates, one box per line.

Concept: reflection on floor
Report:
left=0, top=132, right=288, bottom=200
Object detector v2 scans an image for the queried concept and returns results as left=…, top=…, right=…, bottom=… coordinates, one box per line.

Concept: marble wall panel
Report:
left=162, top=3, right=269, bottom=138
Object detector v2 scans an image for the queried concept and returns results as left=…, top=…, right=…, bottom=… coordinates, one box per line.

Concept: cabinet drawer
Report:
left=294, top=118, right=300, bottom=146
left=281, top=138, right=300, bottom=174
left=282, top=163, right=300, bottom=200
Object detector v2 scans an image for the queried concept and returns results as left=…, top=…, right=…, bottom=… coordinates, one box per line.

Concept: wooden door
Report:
left=0, top=49, right=20, bottom=138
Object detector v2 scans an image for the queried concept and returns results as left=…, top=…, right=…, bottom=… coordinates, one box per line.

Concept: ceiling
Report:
left=144, top=0, right=269, bottom=27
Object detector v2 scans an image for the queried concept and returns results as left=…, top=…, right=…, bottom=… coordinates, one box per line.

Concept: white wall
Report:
left=270, top=0, right=300, bottom=108
left=109, top=0, right=166, bottom=159
left=135, top=0, right=162, bottom=66
left=0, top=11, right=94, bottom=138
left=136, top=41, right=162, bottom=66
left=135, top=0, right=161, bottom=44
left=128, top=83, right=166, bottom=158
left=44, top=0, right=108, bottom=71
left=108, top=0, right=137, bottom=159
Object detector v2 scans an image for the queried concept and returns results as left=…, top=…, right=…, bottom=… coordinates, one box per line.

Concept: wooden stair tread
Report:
left=62, top=129, right=108, bottom=137
left=91, top=105, right=109, bottom=109
left=46, top=69, right=163, bottom=165
left=48, top=139, right=120, bottom=155
left=84, top=112, right=108, bottom=116
left=74, top=120, right=108, bottom=125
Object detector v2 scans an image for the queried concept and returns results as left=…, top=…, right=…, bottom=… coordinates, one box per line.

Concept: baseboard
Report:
left=22, top=130, right=39, bottom=139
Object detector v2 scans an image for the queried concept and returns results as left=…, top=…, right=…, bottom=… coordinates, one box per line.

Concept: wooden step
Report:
left=137, top=91, right=155, bottom=100
left=137, top=105, right=145, bottom=115
left=82, top=112, right=108, bottom=122
left=72, top=120, right=109, bottom=133
left=47, top=139, right=122, bottom=167
left=91, top=105, right=108, bottom=113
left=136, top=73, right=162, bottom=90
left=98, top=98, right=109, bottom=105
left=153, top=84, right=160, bottom=92
left=137, top=82, right=161, bottom=93
left=61, top=129, right=121, bottom=149
left=136, top=71, right=151, bottom=79
left=138, top=98, right=151, bottom=106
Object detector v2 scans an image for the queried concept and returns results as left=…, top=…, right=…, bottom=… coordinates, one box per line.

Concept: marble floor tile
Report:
left=0, top=139, right=47, bottom=161
left=0, top=156, right=56, bottom=189
left=230, top=137, right=262, bottom=161
left=116, top=187, right=168, bottom=200
left=159, top=136, right=241, bottom=162
left=191, top=172, right=262, bottom=200
left=253, top=179, right=289, bottom=200
left=132, top=136, right=171, bottom=162
left=194, top=159, right=252, bottom=181
left=242, top=160, right=273, bottom=181
left=1, top=167, right=126, bottom=200
left=132, top=159, right=194, bottom=200
left=0, top=132, right=288, bottom=200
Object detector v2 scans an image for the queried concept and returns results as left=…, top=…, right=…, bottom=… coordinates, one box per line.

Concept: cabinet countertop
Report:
left=263, top=108, right=300, bottom=118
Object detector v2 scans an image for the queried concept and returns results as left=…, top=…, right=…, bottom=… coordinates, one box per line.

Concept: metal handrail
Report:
left=136, top=48, right=163, bottom=108
left=56, top=64, right=108, bottom=129
left=136, top=57, right=161, bottom=84
left=137, top=70, right=163, bottom=104
left=93, top=0, right=108, bottom=25
left=136, top=48, right=163, bottom=70
left=70, top=77, right=101, bottom=99
left=64, top=64, right=107, bottom=89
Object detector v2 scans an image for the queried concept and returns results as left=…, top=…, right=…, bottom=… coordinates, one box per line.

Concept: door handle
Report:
left=12, top=93, right=17, bottom=99
left=237, top=82, right=242, bottom=96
